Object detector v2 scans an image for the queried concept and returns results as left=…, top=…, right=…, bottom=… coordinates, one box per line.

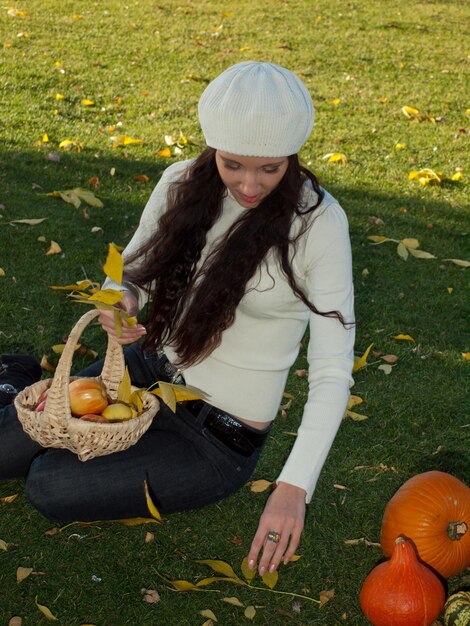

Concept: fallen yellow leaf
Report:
left=262, top=569, right=278, bottom=589
left=393, top=334, right=415, bottom=341
left=200, top=609, right=217, bottom=621
left=222, top=596, right=245, bottom=607
left=319, top=588, right=335, bottom=607
left=0, top=268, right=5, bottom=276
left=323, top=152, right=347, bottom=164
left=244, top=606, right=256, bottom=619
left=0, top=493, right=18, bottom=503
left=241, top=556, right=256, bottom=581
left=401, top=105, right=420, bottom=119
left=249, top=479, right=273, bottom=493
left=408, top=168, right=442, bottom=185
left=144, top=480, right=161, bottom=521
left=45, top=241, right=62, bottom=255
left=352, top=343, right=373, bottom=373
left=81, top=99, right=94, bottom=106
left=0, top=538, right=8, bottom=550
left=156, top=147, right=172, bottom=158
left=59, top=139, right=83, bottom=152
left=35, top=596, right=57, bottom=621
left=111, top=135, right=144, bottom=148
left=17, top=567, right=33, bottom=583
left=441, top=258, right=470, bottom=268
left=462, top=353, right=470, bottom=361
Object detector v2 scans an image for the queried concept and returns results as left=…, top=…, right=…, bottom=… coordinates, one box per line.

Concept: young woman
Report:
left=0, top=61, right=355, bottom=577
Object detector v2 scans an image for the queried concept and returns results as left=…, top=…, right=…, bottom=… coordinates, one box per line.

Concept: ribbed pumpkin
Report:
left=359, top=536, right=445, bottom=626
left=381, top=471, right=470, bottom=579
left=443, top=592, right=470, bottom=626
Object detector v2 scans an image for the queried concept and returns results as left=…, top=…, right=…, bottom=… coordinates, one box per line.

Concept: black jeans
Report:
left=0, top=344, right=269, bottom=522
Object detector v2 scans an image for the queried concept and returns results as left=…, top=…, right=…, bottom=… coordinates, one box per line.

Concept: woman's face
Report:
left=215, top=151, right=289, bottom=209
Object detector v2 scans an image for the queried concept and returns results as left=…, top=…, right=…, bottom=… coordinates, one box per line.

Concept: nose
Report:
left=239, top=171, right=259, bottom=196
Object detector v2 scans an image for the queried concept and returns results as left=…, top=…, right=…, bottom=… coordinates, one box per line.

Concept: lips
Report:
left=238, top=192, right=260, bottom=204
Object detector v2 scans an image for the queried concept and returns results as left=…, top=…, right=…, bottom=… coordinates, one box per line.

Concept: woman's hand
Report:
left=247, top=481, right=306, bottom=576
left=98, top=290, right=147, bottom=345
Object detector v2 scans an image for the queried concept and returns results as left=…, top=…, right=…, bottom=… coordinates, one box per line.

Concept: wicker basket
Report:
left=15, top=309, right=159, bottom=461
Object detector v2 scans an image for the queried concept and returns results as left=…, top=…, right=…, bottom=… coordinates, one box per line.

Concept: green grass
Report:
left=1, top=0, right=469, bottom=624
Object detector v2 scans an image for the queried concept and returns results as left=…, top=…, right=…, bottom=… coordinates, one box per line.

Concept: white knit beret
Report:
left=198, top=61, right=314, bottom=157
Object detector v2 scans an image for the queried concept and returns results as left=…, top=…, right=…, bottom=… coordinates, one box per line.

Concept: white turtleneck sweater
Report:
left=104, top=159, right=355, bottom=503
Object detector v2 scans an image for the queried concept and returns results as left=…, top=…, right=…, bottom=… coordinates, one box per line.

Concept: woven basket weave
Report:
left=15, top=309, right=159, bottom=461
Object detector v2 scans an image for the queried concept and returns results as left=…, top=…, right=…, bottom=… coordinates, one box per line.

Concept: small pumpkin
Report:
left=360, top=536, right=445, bottom=626
left=443, top=591, right=470, bottom=626
left=381, top=471, right=470, bottom=579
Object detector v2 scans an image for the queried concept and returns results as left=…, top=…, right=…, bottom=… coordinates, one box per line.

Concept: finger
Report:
left=247, top=527, right=267, bottom=571
left=282, top=524, right=303, bottom=565
left=259, top=530, right=290, bottom=575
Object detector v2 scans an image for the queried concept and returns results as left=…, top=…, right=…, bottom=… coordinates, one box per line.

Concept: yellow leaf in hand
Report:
left=49, top=280, right=93, bottom=291
left=103, top=242, right=124, bottom=284
left=88, top=289, right=124, bottom=305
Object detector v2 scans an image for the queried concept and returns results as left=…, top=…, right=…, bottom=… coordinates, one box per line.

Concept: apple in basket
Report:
left=69, top=378, right=109, bottom=416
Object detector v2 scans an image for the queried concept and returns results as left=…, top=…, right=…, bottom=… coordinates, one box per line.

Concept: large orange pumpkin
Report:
left=381, top=471, right=470, bottom=579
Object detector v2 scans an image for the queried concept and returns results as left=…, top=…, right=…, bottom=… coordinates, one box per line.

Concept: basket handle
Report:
left=43, top=309, right=125, bottom=423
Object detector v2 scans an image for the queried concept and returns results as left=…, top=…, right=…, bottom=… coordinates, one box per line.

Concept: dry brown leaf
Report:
left=344, top=537, right=382, bottom=548
left=333, top=484, right=348, bottom=490
left=44, top=528, right=59, bottom=536
left=0, top=493, right=18, bottom=503
left=141, top=588, right=160, bottom=604
left=294, top=369, right=308, bottom=377
left=319, top=589, right=335, bottom=607
left=144, top=531, right=154, bottom=544
left=381, top=354, right=398, bottom=364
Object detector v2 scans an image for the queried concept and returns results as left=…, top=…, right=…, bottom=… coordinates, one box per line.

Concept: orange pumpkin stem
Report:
left=447, top=521, right=468, bottom=541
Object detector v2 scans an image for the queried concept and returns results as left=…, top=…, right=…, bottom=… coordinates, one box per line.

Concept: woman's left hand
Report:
left=247, top=481, right=306, bottom=576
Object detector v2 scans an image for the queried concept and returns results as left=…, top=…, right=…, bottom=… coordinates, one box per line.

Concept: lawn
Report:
left=0, top=1, right=469, bottom=624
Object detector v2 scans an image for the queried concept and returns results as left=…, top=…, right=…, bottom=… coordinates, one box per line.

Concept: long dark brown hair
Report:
left=125, top=148, right=346, bottom=367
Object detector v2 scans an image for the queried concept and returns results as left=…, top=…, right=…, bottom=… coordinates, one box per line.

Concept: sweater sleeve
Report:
left=102, top=159, right=192, bottom=308
left=276, top=200, right=355, bottom=503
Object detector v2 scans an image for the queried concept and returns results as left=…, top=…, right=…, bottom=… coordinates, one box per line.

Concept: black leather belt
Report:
left=184, top=400, right=270, bottom=457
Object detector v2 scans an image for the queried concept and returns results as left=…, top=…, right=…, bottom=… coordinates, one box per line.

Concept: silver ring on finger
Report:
left=266, top=530, right=281, bottom=544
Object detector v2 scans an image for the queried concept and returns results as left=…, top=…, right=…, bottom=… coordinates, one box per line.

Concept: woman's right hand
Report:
left=97, top=290, right=147, bottom=345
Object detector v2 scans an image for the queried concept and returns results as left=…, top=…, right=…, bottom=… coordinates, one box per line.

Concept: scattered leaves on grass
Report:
left=0, top=493, right=18, bottom=503
left=45, top=241, right=62, bottom=255
left=0, top=538, right=8, bottom=550
left=249, top=479, right=273, bottom=493
left=344, top=394, right=367, bottom=421
left=7, top=218, right=48, bottom=225
left=368, top=235, right=435, bottom=260
left=17, top=567, right=33, bottom=583
left=344, top=537, right=382, bottom=548
left=141, top=588, right=160, bottom=604
left=381, top=354, right=398, bottom=364
left=319, top=589, right=335, bottom=607
left=322, top=152, right=347, bottom=164
left=223, top=596, right=245, bottom=607
left=244, top=605, right=256, bottom=619
left=144, top=480, right=161, bottom=522
left=35, top=596, right=57, bottom=621
left=353, top=343, right=373, bottom=373
left=59, top=139, right=83, bottom=152
left=111, top=135, right=144, bottom=148
left=48, top=188, right=103, bottom=209
left=441, top=258, right=470, bottom=268
left=394, top=333, right=415, bottom=341
left=401, top=105, right=420, bottom=119
left=200, top=609, right=218, bottom=621
left=378, top=363, right=394, bottom=375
